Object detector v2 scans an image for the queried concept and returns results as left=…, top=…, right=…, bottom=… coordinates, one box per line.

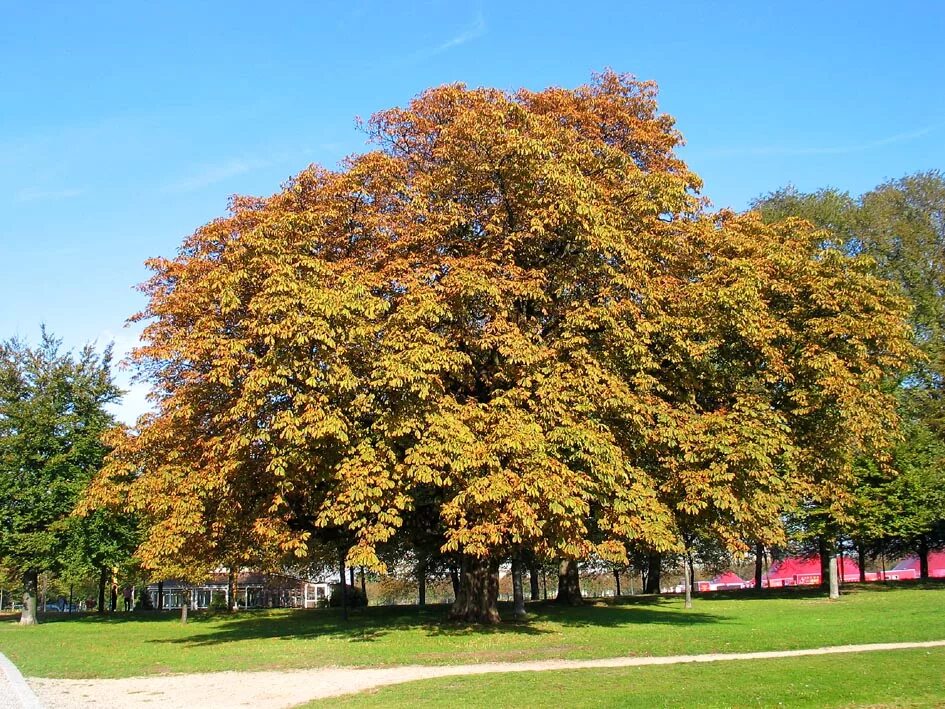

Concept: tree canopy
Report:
left=0, top=330, right=120, bottom=624
left=753, top=172, right=945, bottom=574
left=85, top=72, right=914, bottom=621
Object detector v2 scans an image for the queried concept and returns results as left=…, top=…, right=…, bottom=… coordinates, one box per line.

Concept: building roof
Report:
left=767, top=555, right=861, bottom=580
left=892, top=551, right=945, bottom=573
left=711, top=571, right=745, bottom=585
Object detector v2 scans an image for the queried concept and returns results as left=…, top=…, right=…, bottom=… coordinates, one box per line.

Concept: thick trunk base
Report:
left=20, top=571, right=39, bottom=626
left=529, top=565, right=540, bottom=601
left=754, top=543, right=764, bottom=591
left=644, top=553, right=662, bottom=594
left=511, top=557, right=527, bottom=620
left=555, top=559, right=582, bottom=605
left=449, top=556, right=500, bottom=624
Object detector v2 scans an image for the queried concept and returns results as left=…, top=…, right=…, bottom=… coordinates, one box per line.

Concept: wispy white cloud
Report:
left=407, top=12, right=487, bottom=63
left=697, top=123, right=942, bottom=159
left=163, top=157, right=276, bottom=193
left=15, top=187, right=84, bottom=202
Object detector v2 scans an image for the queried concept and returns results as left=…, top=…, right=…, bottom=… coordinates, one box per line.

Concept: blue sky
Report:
left=2, top=1, right=943, bottom=422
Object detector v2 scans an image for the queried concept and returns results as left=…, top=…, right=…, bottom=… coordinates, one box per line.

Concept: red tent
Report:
left=711, top=571, right=745, bottom=587
left=765, top=556, right=861, bottom=587
left=893, top=551, right=945, bottom=578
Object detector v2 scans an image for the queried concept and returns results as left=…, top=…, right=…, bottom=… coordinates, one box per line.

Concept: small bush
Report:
left=136, top=588, right=154, bottom=610
left=209, top=591, right=228, bottom=611
left=328, top=583, right=367, bottom=608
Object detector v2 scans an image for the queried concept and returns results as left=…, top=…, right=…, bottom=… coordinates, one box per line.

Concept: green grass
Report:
left=312, top=648, right=945, bottom=708
left=0, top=581, right=943, bottom=680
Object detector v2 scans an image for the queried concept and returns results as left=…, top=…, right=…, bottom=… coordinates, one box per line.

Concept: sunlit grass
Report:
left=0, top=581, right=942, bottom=680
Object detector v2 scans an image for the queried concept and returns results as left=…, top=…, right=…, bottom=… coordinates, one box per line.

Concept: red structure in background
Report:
left=710, top=571, right=747, bottom=590
left=763, top=556, right=863, bottom=587
left=893, top=551, right=945, bottom=579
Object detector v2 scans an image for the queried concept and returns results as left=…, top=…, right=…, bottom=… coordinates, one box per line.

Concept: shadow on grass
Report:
left=30, top=579, right=943, bottom=648
left=144, top=597, right=722, bottom=649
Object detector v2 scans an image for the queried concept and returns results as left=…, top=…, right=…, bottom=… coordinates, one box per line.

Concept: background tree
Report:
left=753, top=172, right=945, bottom=572
left=0, top=330, right=120, bottom=624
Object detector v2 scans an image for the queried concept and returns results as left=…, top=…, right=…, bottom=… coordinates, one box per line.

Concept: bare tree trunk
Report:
left=98, top=567, right=107, bottom=614
left=511, top=555, right=526, bottom=620
left=180, top=587, right=191, bottom=623
left=856, top=541, right=867, bottom=583
left=614, top=568, right=622, bottom=597
left=555, top=560, right=582, bottom=605
left=338, top=548, right=348, bottom=621
left=417, top=558, right=427, bottom=607
left=228, top=568, right=238, bottom=612
left=19, top=570, right=39, bottom=626
left=359, top=566, right=367, bottom=600
left=818, top=537, right=830, bottom=589
left=449, top=555, right=500, bottom=624
left=754, top=543, right=764, bottom=591
left=683, top=555, right=693, bottom=609
left=688, top=553, right=696, bottom=595
left=919, top=535, right=930, bottom=579
left=449, top=565, right=460, bottom=600
left=828, top=552, right=840, bottom=599
left=157, top=581, right=164, bottom=610
left=529, top=564, right=540, bottom=601
left=644, top=553, right=661, bottom=594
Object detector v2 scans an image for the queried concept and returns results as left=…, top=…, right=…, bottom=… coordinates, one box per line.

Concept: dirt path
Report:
left=28, top=640, right=945, bottom=709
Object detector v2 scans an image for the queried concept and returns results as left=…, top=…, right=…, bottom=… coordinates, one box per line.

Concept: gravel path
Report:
left=27, top=640, right=945, bottom=709
left=0, top=652, right=43, bottom=709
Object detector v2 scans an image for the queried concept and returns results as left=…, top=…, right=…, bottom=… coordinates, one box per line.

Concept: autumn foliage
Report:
left=84, top=72, right=913, bottom=622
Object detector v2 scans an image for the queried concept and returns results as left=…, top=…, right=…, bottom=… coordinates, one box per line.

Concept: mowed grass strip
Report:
left=309, top=647, right=945, bottom=708
left=0, top=582, right=943, bottom=679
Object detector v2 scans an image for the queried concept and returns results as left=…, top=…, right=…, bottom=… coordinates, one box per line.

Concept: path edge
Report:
left=0, top=651, right=44, bottom=709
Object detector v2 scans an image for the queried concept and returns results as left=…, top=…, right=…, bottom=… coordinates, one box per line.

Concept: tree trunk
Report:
left=449, top=565, right=461, bottom=600
left=98, top=567, right=107, bottom=614
left=754, top=543, right=764, bottom=591
left=818, top=537, right=830, bottom=589
left=449, top=555, right=500, bottom=624
left=359, top=566, right=367, bottom=600
left=614, top=568, right=622, bottom=597
left=555, top=559, right=582, bottom=605
left=644, top=553, right=661, bottom=594
left=339, top=549, right=348, bottom=621
left=228, top=568, right=238, bottom=612
left=157, top=581, right=164, bottom=610
left=19, top=570, right=39, bottom=626
left=919, top=535, right=930, bottom=579
left=180, top=587, right=190, bottom=623
left=688, top=553, right=697, bottom=595
left=110, top=574, right=118, bottom=612
left=856, top=541, right=867, bottom=583
left=417, top=559, right=427, bottom=607
left=511, top=555, right=526, bottom=620
left=828, top=552, right=840, bottom=599
left=683, top=554, right=693, bottom=609
left=529, top=564, right=540, bottom=601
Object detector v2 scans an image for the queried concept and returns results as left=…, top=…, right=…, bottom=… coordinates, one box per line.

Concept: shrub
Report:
left=209, top=591, right=228, bottom=611
left=328, top=583, right=367, bottom=608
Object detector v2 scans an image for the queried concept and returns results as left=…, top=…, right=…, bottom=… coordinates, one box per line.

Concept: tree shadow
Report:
left=147, top=597, right=723, bottom=649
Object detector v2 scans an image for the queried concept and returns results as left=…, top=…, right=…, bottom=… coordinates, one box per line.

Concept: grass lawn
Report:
left=311, top=647, right=945, bottom=708
left=0, top=581, right=943, bottom=679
